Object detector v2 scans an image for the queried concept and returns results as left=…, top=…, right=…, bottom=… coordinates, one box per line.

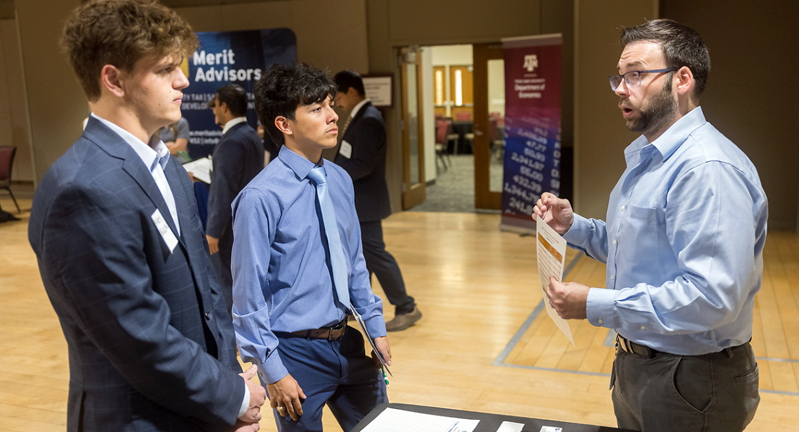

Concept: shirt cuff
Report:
left=562, top=213, right=590, bottom=245
left=237, top=382, right=250, bottom=418
left=259, top=351, right=289, bottom=385
left=364, top=314, right=387, bottom=339
left=586, top=287, right=617, bottom=328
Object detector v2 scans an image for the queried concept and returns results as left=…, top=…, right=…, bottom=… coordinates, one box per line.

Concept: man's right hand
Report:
left=266, top=374, right=306, bottom=421
left=238, top=365, right=267, bottom=424
left=533, top=192, right=575, bottom=235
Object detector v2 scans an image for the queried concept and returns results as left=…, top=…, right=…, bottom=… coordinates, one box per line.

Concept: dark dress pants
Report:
left=270, top=327, right=388, bottom=432
left=611, top=342, right=759, bottom=432
left=210, top=232, right=233, bottom=315
left=359, top=220, right=414, bottom=314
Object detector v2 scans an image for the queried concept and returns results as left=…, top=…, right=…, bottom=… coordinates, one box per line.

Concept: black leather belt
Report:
left=616, top=334, right=748, bottom=359
left=277, top=318, right=347, bottom=341
left=616, top=334, right=660, bottom=358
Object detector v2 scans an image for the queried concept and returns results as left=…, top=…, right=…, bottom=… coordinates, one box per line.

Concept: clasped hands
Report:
left=234, top=365, right=267, bottom=432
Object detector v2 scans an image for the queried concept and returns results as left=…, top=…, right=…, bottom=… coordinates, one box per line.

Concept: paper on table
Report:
left=359, top=408, right=480, bottom=432
left=535, top=214, right=574, bottom=344
left=182, top=157, right=212, bottom=184
left=496, top=421, right=525, bottom=432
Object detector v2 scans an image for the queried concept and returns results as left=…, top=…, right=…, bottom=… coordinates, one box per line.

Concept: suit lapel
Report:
left=84, top=118, right=183, bottom=245
left=164, top=160, right=216, bottom=314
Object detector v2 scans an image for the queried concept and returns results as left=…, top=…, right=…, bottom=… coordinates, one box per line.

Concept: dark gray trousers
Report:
left=611, top=342, right=759, bottom=432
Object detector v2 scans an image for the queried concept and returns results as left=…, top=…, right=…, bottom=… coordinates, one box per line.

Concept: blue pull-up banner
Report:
left=180, top=29, right=297, bottom=159
left=500, top=34, right=562, bottom=234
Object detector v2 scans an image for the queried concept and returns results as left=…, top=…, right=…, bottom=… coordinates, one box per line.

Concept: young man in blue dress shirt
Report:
left=534, top=19, right=765, bottom=432
left=231, top=63, right=391, bottom=432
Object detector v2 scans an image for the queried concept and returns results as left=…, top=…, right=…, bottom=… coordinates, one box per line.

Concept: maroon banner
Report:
left=500, top=35, right=562, bottom=233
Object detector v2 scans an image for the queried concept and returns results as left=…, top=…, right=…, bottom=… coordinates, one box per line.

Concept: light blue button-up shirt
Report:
left=564, top=107, right=768, bottom=355
left=231, top=145, right=385, bottom=384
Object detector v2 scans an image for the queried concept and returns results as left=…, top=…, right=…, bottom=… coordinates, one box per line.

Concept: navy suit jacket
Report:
left=206, top=122, right=264, bottom=247
left=28, top=117, right=244, bottom=431
left=334, top=102, right=391, bottom=222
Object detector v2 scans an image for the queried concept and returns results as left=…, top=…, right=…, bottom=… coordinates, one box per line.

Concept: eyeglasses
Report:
left=608, top=68, right=679, bottom=91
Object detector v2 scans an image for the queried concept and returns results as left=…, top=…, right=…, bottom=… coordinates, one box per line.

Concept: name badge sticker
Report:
left=151, top=209, right=178, bottom=253
left=339, top=140, right=353, bottom=159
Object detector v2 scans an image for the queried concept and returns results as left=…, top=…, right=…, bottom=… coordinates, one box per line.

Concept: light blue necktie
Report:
left=307, top=166, right=350, bottom=309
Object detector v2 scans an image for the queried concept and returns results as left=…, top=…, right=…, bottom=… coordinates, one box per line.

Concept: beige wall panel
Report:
left=17, top=0, right=85, bottom=183
left=386, top=0, right=541, bottom=45
left=0, top=20, right=33, bottom=181
left=573, top=0, right=657, bottom=220
left=176, top=0, right=369, bottom=74
left=662, top=0, right=799, bottom=231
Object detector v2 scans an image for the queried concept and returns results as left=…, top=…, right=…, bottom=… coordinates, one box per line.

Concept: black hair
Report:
left=620, top=19, right=711, bottom=95
left=333, top=69, right=365, bottom=97
left=253, top=63, right=336, bottom=145
left=212, top=84, right=248, bottom=117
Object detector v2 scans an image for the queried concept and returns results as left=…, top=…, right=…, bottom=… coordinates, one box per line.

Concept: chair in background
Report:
left=0, top=146, right=20, bottom=212
left=434, top=120, right=454, bottom=172
left=489, top=118, right=505, bottom=161
left=454, top=111, right=472, bottom=121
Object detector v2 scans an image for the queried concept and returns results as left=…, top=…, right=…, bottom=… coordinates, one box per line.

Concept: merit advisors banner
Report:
left=500, top=34, right=562, bottom=233
left=181, top=29, right=297, bottom=159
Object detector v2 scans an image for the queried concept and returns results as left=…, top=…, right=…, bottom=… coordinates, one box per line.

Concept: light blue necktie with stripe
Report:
left=308, top=166, right=350, bottom=309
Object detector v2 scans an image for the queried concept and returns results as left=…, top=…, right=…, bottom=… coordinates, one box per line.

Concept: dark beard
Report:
left=627, top=80, right=677, bottom=136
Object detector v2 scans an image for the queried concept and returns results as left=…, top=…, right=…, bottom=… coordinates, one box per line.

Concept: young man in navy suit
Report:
left=206, top=84, right=264, bottom=314
left=332, top=70, right=422, bottom=331
left=27, top=1, right=265, bottom=430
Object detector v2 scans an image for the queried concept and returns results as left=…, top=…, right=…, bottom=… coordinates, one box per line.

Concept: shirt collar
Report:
left=348, top=98, right=370, bottom=120
left=277, top=144, right=327, bottom=181
left=222, top=117, right=248, bottom=135
left=623, top=106, right=707, bottom=164
left=91, top=113, right=170, bottom=172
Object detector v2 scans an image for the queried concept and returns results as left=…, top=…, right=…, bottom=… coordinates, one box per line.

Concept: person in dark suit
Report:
left=27, top=1, right=265, bottom=431
left=332, top=70, right=422, bottom=331
left=206, top=84, right=264, bottom=314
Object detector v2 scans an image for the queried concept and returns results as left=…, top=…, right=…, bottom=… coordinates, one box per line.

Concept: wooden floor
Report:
left=2, top=194, right=798, bottom=431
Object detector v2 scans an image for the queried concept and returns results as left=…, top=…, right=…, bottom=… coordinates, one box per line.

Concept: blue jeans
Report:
left=270, top=327, right=388, bottom=432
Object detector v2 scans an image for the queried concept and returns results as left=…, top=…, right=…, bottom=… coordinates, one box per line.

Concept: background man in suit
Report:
left=206, top=84, right=265, bottom=313
left=27, top=1, right=265, bottom=430
left=331, top=70, right=422, bottom=332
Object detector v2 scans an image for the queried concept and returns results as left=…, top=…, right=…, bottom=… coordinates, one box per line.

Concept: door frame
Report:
left=472, top=42, right=504, bottom=210
left=399, top=47, right=426, bottom=210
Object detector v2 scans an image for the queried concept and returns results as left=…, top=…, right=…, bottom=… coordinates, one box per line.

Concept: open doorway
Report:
left=406, top=44, right=504, bottom=213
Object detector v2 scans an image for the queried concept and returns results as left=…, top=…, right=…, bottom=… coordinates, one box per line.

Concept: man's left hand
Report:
left=545, top=276, right=589, bottom=319
left=207, top=235, right=219, bottom=255
left=371, top=336, right=392, bottom=367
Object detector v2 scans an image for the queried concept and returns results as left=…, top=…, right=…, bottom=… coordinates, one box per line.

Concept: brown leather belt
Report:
left=616, top=334, right=748, bottom=359
left=278, top=319, right=347, bottom=341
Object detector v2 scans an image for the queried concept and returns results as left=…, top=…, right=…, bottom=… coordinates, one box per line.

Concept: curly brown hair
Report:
left=61, top=0, right=198, bottom=101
